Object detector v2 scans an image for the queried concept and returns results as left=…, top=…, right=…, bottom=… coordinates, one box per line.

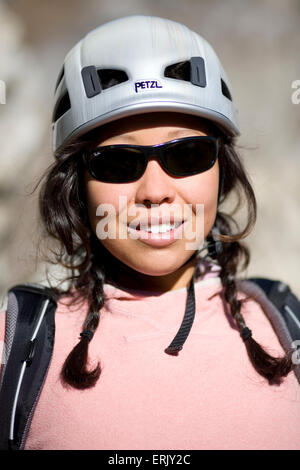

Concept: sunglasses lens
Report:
left=86, top=137, right=218, bottom=183
left=87, top=147, right=145, bottom=183
left=163, top=138, right=218, bottom=176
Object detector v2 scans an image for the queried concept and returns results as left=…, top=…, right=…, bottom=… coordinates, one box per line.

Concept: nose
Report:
left=135, top=158, right=176, bottom=207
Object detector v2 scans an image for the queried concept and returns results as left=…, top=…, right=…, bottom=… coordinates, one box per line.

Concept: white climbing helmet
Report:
left=52, top=15, right=240, bottom=156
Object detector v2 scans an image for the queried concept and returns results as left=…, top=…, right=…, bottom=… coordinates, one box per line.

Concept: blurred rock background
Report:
left=0, top=0, right=299, bottom=307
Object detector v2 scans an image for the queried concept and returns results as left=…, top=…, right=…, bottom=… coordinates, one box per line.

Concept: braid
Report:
left=60, top=252, right=105, bottom=389
left=213, top=214, right=293, bottom=384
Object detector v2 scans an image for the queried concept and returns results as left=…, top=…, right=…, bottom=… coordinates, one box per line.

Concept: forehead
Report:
left=91, top=112, right=219, bottom=144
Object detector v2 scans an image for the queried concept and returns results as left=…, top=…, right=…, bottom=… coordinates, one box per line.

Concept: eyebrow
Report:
left=106, top=129, right=204, bottom=142
left=167, top=129, right=204, bottom=138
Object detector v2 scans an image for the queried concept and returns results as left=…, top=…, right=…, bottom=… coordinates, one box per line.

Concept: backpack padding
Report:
left=249, top=278, right=300, bottom=342
left=0, top=285, right=57, bottom=450
left=0, top=291, right=19, bottom=389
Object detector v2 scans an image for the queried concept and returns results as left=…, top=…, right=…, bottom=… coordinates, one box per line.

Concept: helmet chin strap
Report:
left=164, top=196, right=222, bottom=355
left=164, top=266, right=197, bottom=356
left=164, top=163, right=224, bottom=355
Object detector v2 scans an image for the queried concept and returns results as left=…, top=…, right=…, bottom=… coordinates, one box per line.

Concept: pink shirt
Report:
left=1, top=271, right=299, bottom=450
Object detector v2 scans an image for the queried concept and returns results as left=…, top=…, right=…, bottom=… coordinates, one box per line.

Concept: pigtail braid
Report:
left=60, top=251, right=106, bottom=389
left=213, top=214, right=293, bottom=384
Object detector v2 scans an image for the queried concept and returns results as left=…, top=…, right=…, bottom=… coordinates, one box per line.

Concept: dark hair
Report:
left=35, top=123, right=293, bottom=389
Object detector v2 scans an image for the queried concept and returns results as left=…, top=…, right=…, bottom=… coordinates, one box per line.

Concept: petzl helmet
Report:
left=52, top=15, right=240, bottom=156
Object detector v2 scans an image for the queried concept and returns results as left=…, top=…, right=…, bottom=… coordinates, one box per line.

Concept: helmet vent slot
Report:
left=55, top=65, right=64, bottom=92
left=52, top=90, right=71, bottom=122
left=97, top=69, right=129, bottom=90
left=164, top=57, right=206, bottom=88
left=164, top=61, right=191, bottom=82
left=221, top=79, right=232, bottom=101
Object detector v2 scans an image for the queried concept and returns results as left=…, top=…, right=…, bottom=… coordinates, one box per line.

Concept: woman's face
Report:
left=84, top=112, right=220, bottom=290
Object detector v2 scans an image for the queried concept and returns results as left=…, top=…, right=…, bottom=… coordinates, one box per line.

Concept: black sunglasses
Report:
left=83, top=136, right=219, bottom=184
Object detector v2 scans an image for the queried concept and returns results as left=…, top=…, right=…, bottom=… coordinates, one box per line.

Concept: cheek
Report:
left=179, top=163, right=219, bottom=224
left=85, top=179, right=135, bottom=230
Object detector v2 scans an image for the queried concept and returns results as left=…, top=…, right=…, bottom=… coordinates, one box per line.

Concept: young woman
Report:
left=1, top=15, right=299, bottom=450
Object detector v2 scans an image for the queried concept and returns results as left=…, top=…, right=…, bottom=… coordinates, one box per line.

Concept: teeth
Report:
left=128, top=221, right=183, bottom=233
left=143, top=223, right=180, bottom=233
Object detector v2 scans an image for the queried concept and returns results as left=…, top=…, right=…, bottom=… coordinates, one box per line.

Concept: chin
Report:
left=132, top=267, right=177, bottom=277
left=124, top=256, right=192, bottom=278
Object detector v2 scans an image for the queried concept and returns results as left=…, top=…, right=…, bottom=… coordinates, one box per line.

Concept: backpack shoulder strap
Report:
left=239, top=277, right=300, bottom=384
left=0, top=283, right=57, bottom=450
left=248, top=277, right=300, bottom=342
